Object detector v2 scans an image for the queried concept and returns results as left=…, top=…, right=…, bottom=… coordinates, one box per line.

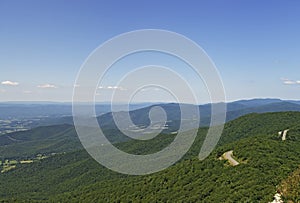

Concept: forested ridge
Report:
left=1, top=112, right=300, bottom=202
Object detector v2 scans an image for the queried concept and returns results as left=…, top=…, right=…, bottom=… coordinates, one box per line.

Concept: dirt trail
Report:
left=222, top=150, right=239, bottom=166
left=269, top=193, right=283, bottom=203
left=281, top=129, right=289, bottom=141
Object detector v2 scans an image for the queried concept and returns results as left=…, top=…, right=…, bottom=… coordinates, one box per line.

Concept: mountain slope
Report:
left=220, top=111, right=300, bottom=145
left=0, top=124, right=81, bottom=159
left=279, top=166, right=300, bottom=202
left=1, top=112, right=300, bottom=202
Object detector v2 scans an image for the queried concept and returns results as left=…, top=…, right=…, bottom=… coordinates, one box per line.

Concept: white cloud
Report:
left=37, top=84, right=58, bottom=89
left=1, top=80, right=19, bottom=86
left=23, top=90, right=32, bottom=94
left=98, top=86, right=126, bottom=91
left=0, top=89, right=6, bottom=93
left=283, top=80, right=296, bottom=85
left=281, top=78, right=300, bottom=85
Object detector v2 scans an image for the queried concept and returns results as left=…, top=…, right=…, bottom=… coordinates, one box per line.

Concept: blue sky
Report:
left=0, top=0, right=299, bottom=102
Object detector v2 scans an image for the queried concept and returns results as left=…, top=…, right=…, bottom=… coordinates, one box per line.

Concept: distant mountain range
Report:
left=97, top=99, right=300, bottom=131
left=2, top=99, right=300, bottom=134
left=2, top=98, right=300, bottom=160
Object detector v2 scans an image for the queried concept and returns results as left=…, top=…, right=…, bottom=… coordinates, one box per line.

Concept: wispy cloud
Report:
left=281, top=78, right=300, bottom=85
left=98, top=86, right=126, bottom=91
left=283, top=80, right=296, bottom=85
left=1, top=80, right=19, bottom=86
left=23, top=90, right=32, bottom=94
left=37, top=84, right=58, bottom=89
left=0, top=89, right=6, bottom=93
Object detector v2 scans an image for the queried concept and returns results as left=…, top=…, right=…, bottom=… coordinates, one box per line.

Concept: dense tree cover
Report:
left=219, top=111, right=300, bottom=145
left=0, top=112, right=300, bottom=202
left=279, top=166, right=300, bottom=202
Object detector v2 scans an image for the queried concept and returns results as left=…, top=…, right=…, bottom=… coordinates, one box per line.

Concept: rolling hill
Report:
left=0, top=124, right=80, bottom=159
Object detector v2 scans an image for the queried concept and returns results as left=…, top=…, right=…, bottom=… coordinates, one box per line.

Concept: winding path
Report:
left=222, top=150, right=239, bottom=166
left=281, top=129, right=289, bottom=141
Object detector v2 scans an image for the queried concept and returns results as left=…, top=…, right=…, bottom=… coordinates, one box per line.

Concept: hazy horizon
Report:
left=0, top=97, right=298, bottom=105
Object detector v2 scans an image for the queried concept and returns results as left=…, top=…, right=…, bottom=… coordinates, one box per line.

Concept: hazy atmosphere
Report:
left=1, top=0, right=300, bottom=102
